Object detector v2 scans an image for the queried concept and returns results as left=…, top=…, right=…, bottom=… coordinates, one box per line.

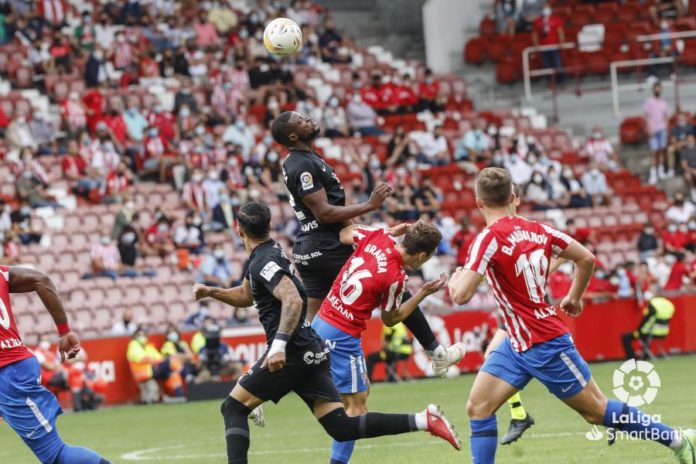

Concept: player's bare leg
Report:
left=484, top=329, right=534, bottom=445
left=467, top=371, right=520, bottom=464
left=562, top=377, right=694, bottom=463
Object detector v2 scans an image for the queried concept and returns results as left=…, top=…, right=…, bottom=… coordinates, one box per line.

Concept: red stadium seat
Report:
left=620, top=117, right=646, bottom=145
left=464, top=38, right=487, bottom=65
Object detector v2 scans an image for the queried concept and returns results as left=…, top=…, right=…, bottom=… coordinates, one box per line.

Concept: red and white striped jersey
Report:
left=318, top=228, right=407, bottom=338
left=464, top=216, right=572, bottom=352
left=0, top=266, right=34, bottom=368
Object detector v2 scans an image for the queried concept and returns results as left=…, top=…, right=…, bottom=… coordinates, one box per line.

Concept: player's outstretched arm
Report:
left=338, top=222, right=409, bottom=246
left=448, top=267, right=484, bottom=305
left=303, top=182, right=392, bottom=224
left=8, top=266, right=80, bottom=361
left=557, top=240, right=596, bottom=317
left=192, top=279, right=254, bottom=308
left=382, top=273, right=447, bottom=327
left=263, top=276, right=304, bottom=372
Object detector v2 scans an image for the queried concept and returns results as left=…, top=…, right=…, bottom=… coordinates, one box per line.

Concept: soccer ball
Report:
left=263, top=18, right=302, bottom=57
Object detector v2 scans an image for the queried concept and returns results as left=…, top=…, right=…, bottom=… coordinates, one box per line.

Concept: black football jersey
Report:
left=244, top=240, right=318, bottom=348
left=281, top=149, right=346, bottom=240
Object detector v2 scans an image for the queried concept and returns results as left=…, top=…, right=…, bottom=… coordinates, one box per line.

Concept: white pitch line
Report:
left=120, top=431, right=589, bottom=461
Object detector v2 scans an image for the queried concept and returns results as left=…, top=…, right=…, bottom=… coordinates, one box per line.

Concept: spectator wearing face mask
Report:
left=147, top=104, right=177, bottom=141
left=346, top=93, right=384, bottom=136
left=197, top=244, right=235, bottom=287
left=580, top=163, right=610, bottom=205
left=318, top=20, right=343, bottom=63
left=102, top=161, right=132, bottom=204
left=525, top=170, right=554, bottom=210
left=182, top=169, right=209, bottom=215
left=455, top=120, right=491, bottom=164
left=583, top=126, right=620, bottom=171
left=202, top=168, right=226, bottom=209
left=638, top=226, right=660, bottom=261
left=417, top=68, right=441, bottom=113
left=29, top=110, right=57, bottom=156
left=662, top=222, right=689, bottom=253
left=85, top=47, right=109, bottom=87
left=174, top=212, right=205, bottom=255
left=644, top=82, right=670, bottom=184
left=16, top=169, right=56, bottom=208
left=112, top=310, right=137, bottom=336
left=195, top=11, right=219, bottom=48
left=160, top=323, right=196, bottom=381
left=146, top=216, right=175, bottom=258
left=211, top=189, right=239, bottom=232
left=123, top=102, right=148, bottom=145
left=261, top=149, right=285, bottom=198
left=6, top=115, right=35, bottom=151
left=222, top=118, right=255, bottom=159
left=584, top=268, right=617, bottom=299
left=665, top=192, right=695, bottom=224
left=61, top=91, right=88, bottom=135
left=663, top=252, right=689, bottom=290
left=395, top=74, right=419, bottom=113
left=174, top=83, right=198, bottom=114
left=504, top=154, right=533, bottom=185
left=322, top=95, right=348, bottom=138
left=413, top=177, right=442, bottom=218
left=531, top=3, right=565, bottom=83
left=85, top=232, right=121, bottom=279
left=412, top=125, right=449, bottom=166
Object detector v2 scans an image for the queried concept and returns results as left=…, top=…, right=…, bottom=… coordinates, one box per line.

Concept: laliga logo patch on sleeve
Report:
left=260, top=261, right=282, bottom=282
left=300, top=172, right=313, bottom=191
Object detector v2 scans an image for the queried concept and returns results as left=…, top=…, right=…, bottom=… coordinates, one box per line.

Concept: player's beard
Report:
left=304, top=126, right=320, bottom=141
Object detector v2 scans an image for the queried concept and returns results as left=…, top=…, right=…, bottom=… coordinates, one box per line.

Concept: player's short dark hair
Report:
left=402, top=220, right=442, bottom=256
left=238, top=202, right=271, bottom=240
left=270, top=111, right=293, bottom=146
left=475, top=167, right=513, bottom=207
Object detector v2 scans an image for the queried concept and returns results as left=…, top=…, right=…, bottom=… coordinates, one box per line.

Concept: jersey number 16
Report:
left=339, top=257, right=372, bottom=305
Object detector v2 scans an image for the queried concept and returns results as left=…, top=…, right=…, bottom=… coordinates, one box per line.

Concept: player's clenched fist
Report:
left=560, top=296, right=583, bottom=317
left=263, top=352, right=286, bottom=372
left=192, top=283, right=211, bottom=301
left=58, top=331, right=81, bottom=362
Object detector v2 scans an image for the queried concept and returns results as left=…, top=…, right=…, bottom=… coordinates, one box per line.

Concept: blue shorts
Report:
left=312, top=315, right=368, bottom=394
left=0, top=357, right=65, bottom=463
left=481, top=333, right=591, bottom=399
left=649, top=129, right=668, bottom=151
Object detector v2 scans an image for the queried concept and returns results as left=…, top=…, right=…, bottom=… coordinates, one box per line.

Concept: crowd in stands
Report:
left=0, top=0, right=694, bottom=365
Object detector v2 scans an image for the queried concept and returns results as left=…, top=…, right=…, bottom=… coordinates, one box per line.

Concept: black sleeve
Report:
left=288, top=157, right=325, bottom=199
left=251, top=257, right=293, bottom=294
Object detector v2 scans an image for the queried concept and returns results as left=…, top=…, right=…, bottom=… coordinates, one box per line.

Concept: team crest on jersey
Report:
left=300, top=172, right=314, bottom=190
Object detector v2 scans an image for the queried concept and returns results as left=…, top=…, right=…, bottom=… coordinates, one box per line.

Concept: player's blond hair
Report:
left=402, top=220, right=442, bottom=256
left=475, top=167, right=513, bottom=207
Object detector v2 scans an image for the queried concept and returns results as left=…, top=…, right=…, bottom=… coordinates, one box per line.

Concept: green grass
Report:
left=2, top=356, right=696, bottom=463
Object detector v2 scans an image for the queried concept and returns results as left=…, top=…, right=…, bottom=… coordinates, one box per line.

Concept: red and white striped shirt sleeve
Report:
left=380, top=275, right=406, bottom=313
left=463, top=229, right=499, bottom=276
left=352, top=226, right=379, bottom=245
left=541, top=224, right=573, bottom=258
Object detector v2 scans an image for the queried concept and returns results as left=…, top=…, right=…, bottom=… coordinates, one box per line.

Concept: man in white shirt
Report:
left=412, top=125, right=449, bottom=166
left=583, top=126, right=620, bottom=171
left=665, top=192, right=696, bottom=224
left=504, top=154, right=533, bottom=185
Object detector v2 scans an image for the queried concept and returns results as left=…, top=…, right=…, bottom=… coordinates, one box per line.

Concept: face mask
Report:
left=668, top=224, right=677, bottom=233
left=328, top=98, right=339, bottom=108
left=101, top=236, right=110, bottom=245
left=17, top=117, right=26, bottom=124
left=533, top=175, right=543, bottom=183
left=219, top=194, right=229, bottom=202
left=239, top=29, right=249, bottom=39
left=192, top=174, right=203, bottom=182
left=20, top=206, right=31, bottom=215
left=661, top=21, right=668, bottom=30
left=352, top=95, right=361, bottom=104
left=406, top=159, right=417, bottom=171
left=528, top=155, right=538, bottom=165
left=689, top=222, right=696, bottom=230
left=22, top=171, right=33, bottom=179
left=645, top=228, right=654, bottom=236
left=254, top=31, right=263, bottom=40
left=122, top=232, right=136, bottom=243
left=591, top=168, right=600, bottom=176
left=267, top=152, right=279, bottom=162
left=157, top=223, right=169, bottom=232
left=369, top=159, right=381, bottom=170
left=227, top=157, right=238, bottom=167
left=149, top=128, right=158, bottom=137
left=235, top=120, right=246, bottom=129
left=510, top=155, right=518, bottom=164
left=195, top=126, right=205, bottom=136
left=595, top=271, right=606, bottom=279
left=609, top=276, right=620, bottom=286
left=137, top=336, right=148, bottom=344
left=208, top=171, right=219, bottom=180
left=193, top=216, right=202, bottom=226
left=563, top=169, right=573, bottom=178
left=592, top=132, right=602, bottom=139
left=267, top=100, right=279, bottom=111
left=167, top=331, right=179, bottom=342
left=180, top=108, right=190, bottom=117
left=214, top=249, right=225, bottom=259
left=542, top=7, right=551, bottom=16
left=39, top=341, right=50, bottom=351
left=231, top=197, right=241, bottom=206
left=94, top=51, right=103, bottom=60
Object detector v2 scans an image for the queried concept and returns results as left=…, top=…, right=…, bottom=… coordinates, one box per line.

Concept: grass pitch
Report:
left=2, top=355, right=695, bottom=463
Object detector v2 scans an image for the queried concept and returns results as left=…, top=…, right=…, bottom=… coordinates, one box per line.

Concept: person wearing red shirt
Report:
left=451, top=217, right=477, bottom=266
left=360, top=75, right=383, bottom=111
left=548, top=264, right=573, bottom=299
left=531, top=4, right=565, bottom=83
left=146, top=105, right=177, bottom=141
left=395, top=73, right=419, bottom=112
left=565, top=218, right=593, bottom=245
left=584, top=269, right=617, bottom=298
left=417, top=68, right=441, bottom=112
left=662, top=223, right=689, bottom=253
left=664, top=253, right=688, bottom=290
left=81, top=86, right=104, bottom=134
left=102, top=162, right=132, bottom=204
left=102, top=111, right=127, bottom=145
left=142, top=127, right=177, bottom=182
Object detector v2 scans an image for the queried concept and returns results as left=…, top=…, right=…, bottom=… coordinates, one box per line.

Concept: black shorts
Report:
left=293, top=238, right=353, bottom=299
left=238, top=342, right=342, bottom=410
